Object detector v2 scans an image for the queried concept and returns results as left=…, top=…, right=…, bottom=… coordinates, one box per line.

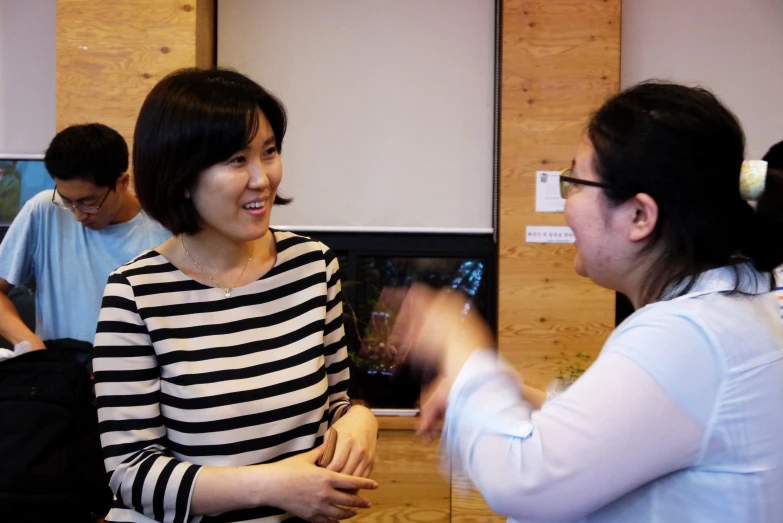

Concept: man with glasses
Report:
left=0, top=123, right=169, bottom=349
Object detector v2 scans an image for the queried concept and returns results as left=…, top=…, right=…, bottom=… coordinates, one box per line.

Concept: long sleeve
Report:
left=444, top=349, right=706, bottom=522
left=93, top=272, right=202, bottom=523
left=321, top=246, right=350, bottom=424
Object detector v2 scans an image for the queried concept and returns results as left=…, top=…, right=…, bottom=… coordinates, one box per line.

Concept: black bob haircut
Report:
left=133, top=67, right=291, bottom=235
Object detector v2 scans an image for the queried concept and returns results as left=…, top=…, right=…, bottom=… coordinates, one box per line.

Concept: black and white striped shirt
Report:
left=93, top=231, right=350, bottom=523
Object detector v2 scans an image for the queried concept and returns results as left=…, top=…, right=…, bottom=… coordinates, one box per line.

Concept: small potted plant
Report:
left=547, top=351, right=592, bottom=399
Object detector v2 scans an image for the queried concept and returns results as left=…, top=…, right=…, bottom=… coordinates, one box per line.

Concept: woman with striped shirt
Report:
left=93, top=68, right=378, bottom=523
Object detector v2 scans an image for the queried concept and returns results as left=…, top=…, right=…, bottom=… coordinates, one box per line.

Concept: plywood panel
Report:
left=498, top=0, right=621, bottom=390
left=195, top=0, right=216, bottom=69
left=56, top=0, right=215, bottom=150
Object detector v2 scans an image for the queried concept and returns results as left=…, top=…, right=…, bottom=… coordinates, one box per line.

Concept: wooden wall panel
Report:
left=498, top=0, right=621, bottom=390
left=56, top=0, right=215, bottom=151
left=195, top=0, right=216, bottom=70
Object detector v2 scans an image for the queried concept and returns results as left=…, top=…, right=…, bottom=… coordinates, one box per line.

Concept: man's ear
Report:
left=116, top=172, right=131, bottom=191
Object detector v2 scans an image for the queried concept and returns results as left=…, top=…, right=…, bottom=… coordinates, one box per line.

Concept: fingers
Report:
left=417, top=376, right=449, bottom=438
left=417, top=406, right=444, bottom=436
left=417, top=406, right=445, bottom=438
left=387, top=283, right=494, bottom=378
left=394, top=285, right=465, bottom=369
left=320, top=504, right=359, bottom=520
left=337, top=454, right=361, bottom=477
left=326, top=430, right=375, bottom=477
left=327, top=439, right=372, bottom=477
left=330, top=471, right=379, bottom=491
left=326, top=439, right=351, bottom=473
left=305, top=471, right=375, bottom=523
left=340, top=444, right=370, bottom=477
left=329, top=489, right=372, bottom=509
left=358, top=462, right=374, bottom=479
left=419, top=376, right=444, bottom=406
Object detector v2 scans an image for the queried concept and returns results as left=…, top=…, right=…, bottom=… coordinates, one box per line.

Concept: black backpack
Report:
left=0, top=341, right=112, bottom=522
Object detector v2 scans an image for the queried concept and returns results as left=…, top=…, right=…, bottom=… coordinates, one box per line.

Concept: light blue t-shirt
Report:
left=0, top=190, right=170, bottom=343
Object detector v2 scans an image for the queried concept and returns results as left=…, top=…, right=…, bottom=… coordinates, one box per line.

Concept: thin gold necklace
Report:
left=180, top=236, right=254, bottom=299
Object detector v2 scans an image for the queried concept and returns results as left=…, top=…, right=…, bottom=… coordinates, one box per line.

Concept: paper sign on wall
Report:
left=535, top=170, right=565, bottom=213
left=526, top=226, right=575, bottom=244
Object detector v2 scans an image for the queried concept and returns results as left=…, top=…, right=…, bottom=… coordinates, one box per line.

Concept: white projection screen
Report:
left=0, top=0, right=56, bottom=155
left=217, top=0, right=497, bottom=232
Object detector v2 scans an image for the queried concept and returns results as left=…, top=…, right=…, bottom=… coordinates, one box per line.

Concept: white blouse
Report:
left=444, top=265, right=783, bottom=522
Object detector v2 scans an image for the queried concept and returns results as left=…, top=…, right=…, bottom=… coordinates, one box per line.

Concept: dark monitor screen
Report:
left=296, top=230, right=497, bottom=413
left=345, top=255, right=488, bottom=410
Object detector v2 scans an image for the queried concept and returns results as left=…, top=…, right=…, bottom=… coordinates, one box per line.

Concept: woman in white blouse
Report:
left=393, top=82, right=783, bottom=522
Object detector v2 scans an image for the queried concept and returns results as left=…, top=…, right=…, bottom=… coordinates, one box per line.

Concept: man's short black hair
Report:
left=44, top=123, right=129, bottom=188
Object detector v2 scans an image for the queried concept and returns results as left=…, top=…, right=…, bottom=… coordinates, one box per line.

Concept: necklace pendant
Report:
left=224, top=290, right=231, bottom=299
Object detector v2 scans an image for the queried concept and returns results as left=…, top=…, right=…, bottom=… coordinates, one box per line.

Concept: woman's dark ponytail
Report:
left=750, top=167, right=783, bottom=272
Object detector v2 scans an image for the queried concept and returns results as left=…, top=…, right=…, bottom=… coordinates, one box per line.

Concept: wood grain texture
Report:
left=498, top=0, right=621, bottom=390
left=354, top=430, right=450, bottom=523
left=195, top=0, right=216, bottom=69
left=450, top=470, right=505, bottom=523
left=56, top=0, right=216, bottom=150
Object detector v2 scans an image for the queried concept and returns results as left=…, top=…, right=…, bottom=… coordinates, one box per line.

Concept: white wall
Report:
left=622, top=0, right=783, bottom=159
left=218, top=0, right=496, bottom=232
left=0, top=0, right=56, bottom=155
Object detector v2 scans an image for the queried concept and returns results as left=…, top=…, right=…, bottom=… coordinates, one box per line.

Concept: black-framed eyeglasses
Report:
left=559, top=168, right=610, bottom=199
left=52, top=186, right=112, bottom=214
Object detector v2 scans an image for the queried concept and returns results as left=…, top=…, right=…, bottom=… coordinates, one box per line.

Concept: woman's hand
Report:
left=329, top=405, right=378, bottom=478
left=388, top=284, right=495, bottom=380
left=417, top=375, right=449, bottom=438
left=264, top=444, right=378, bottom=523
